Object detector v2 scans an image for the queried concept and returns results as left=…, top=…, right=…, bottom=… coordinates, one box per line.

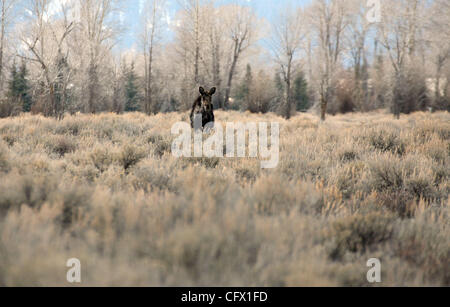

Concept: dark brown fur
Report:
left=190, top=87, right=216, bottom=129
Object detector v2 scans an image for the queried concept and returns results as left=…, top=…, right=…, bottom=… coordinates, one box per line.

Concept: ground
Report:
left=0, top=110, right=448, bottom=286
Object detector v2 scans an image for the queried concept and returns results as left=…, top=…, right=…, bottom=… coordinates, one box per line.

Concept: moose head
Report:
left=199, top=87, right=216, bottom=112
left=190, top=86, right=217, bottom=129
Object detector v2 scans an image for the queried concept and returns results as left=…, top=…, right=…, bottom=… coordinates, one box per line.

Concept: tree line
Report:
left=0, top=0, right=449, bottom=120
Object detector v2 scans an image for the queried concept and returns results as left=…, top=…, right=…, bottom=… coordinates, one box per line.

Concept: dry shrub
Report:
left=0, top=141, right=10, bottom=173
left=185, top=157, right=220, bottom=169
left=432, top=164, right=449, bottom=186
left=248, top=174, right=323, bottom=216
left=328, top=212, right=395, bottom=260
left=235, top=166, right=258, bottom=183
left=406, top=173, right=436, bottom=201
left=130, top=162, right=175, bottom=193
left=90, top=147, right=113, bottom=172
left=339, top=149, right=358, bottom=163
left=367, top=155, right=439, bottom=216
left=367, top=129, right=406, bottom=155
left=414, top=119, right=450, bottom=142
left=53, top=119, right=81, bottom=136
left=118, top=144, right=146, bottom=171
left=155, top=220, right=262, bottom=285
left=420, top=137, right=448, bottom=164
left=152, top=137, right=172, bottom=158
left=0, top=174, right=56, bottom=216
left=0, top=100, right=20, bottom=118
left=47, top=135, right=77, bottom=157
left=0, top=111, right=448, bottom=286
left=56, top=185, right=93, bottom=228
left=147, top=133, right=164, bottom=144
left=331, top=162, right=365, bottom=199
left=331, top=77, right=356, bottom=114
left=394, top=211, right=450, bottom=285
left=368, top=155, right=407, bottom=192
left=2, top=133, right=17, bottom=147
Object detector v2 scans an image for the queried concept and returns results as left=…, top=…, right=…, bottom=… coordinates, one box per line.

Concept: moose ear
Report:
left=199, top=87, right=206, bottom=95
left=209, top=87, right=216, bottom=95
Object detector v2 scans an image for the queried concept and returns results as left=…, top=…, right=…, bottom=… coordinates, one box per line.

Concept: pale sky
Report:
left=120, top=0, right=312, bottom=49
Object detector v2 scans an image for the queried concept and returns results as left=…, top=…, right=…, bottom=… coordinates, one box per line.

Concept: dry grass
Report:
left=0, top=110, right=449, bottom=286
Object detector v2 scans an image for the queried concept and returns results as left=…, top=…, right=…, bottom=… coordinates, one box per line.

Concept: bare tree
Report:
left=177, top=0, right=203, bottom=86
left=222, top=5, right=258, bottom=109
left=19, top=0, right=74, bottom=118
left=310, top=0, right=350, bottom=121
left=172, top=2, right=259, bottom=110
left=428, top=0, right=450, bottom=108
left=269, top=6, right=304, bottom=119
left=172, top=0, right=208, bottom=110
left=0, top=0, right=17, bottom=94
left=377, top=0, right=428, bottom=118
left=78, top=0, right=119, bottom=113
left=3, top=0, right=446, bottom=119
left=140, top=0, right=166, bottom=114
left=377, top=0, right=425, bottom=75
left=204, top=2, right=225, bottom=108
left=345, top=0, right=373, bottom=111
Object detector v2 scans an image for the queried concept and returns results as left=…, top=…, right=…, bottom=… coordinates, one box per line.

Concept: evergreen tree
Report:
left=7, top=62, right=19, bottom=98
left=7, top=61, right=32, bottom=112
left=243, top=64, right=252, bottom=97
left=293, top=72, right=309, bottom=111
left=124, top=63, right=141, bottom=112
left=274, top=72, right=284, bottom=100
left=54, top=53, right=70, bottom=117
left=236, top=64, right=253, bottom=110
left=19, top=63, right=32, bottom=112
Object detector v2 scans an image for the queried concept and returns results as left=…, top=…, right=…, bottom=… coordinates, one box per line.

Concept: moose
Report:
left=190, top=86, right=216, bottom=130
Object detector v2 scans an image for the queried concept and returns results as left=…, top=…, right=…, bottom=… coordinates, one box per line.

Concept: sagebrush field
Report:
left=0, top=110, right=448, bottom=286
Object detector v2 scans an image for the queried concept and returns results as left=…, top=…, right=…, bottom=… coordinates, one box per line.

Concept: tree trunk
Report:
left=320, top=95, right=327, bottom=122
left=88, top=61, right=97, bottom=114
left=147, top=43, right=154, bottom=114
left=285, top=80, right=291, bottom=119
left=224, top=40, right=240, bottom=110
left=284, top=57, right=292, bottom=119
left=320, top=78, right=329, bottom=122
left=0, top=3, right=5, bottom=94
left=194, top=0, right=200, bottom=85
left=212, top=36, right=222, bottom=108
left=434, top=56, right=443, bottom=108
left=143, top=47, right=149, bottom=114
